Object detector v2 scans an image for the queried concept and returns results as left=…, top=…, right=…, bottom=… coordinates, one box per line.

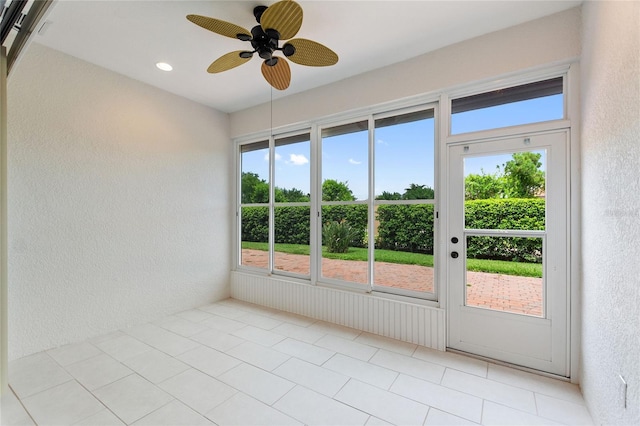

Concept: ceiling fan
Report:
left=187, top=0, right=338, bottom=91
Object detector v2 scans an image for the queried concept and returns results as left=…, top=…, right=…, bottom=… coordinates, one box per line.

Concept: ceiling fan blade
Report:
left=261, top=57, right=291, bottom=90
left=285, top=38, right=338, bottom=67
left=187, top=14, right=251, bottom=40
left=207, top=51, right=252, bottom=73
left=260, top=0, right=303, bottom=40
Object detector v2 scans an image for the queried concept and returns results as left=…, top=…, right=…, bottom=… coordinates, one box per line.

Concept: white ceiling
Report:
left=34, top=0, right=581, bottom=113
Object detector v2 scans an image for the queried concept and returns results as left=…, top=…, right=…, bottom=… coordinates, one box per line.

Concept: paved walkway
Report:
left=242, top=249, right=542, bottom=317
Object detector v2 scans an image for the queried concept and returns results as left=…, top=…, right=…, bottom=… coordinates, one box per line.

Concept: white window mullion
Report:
left=310, top=124, right=320, bottom=286
left=268, top=134, right=275, bottom=273
left=367, top=115, right=375, bottom=292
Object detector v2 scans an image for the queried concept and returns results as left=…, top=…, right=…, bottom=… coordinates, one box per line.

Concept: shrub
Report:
left=376, top=204, right=435, bottom=254
left=321, top=205, right=368, bottom=247
left=241, top=206, right=268, bottom=242
left=275, top=206, right=310, bottom=244
left=465, top=198, right=545, bottom=263
left=322, top=220, right=359, bottom=253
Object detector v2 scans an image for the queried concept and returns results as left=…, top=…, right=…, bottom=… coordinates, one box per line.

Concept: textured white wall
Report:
left=7, top=44, right=232, bottom=360
left=580, top=1, right=640, bottom=425
left=230, top=7, right=581, bottom=137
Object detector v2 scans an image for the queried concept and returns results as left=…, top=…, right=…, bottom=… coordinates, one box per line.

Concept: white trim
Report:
left=0, top=46, right=8, bottom=396
left=566, top=63, right=581, bottom=384
left=367, top=115, right=375, bottom=292
left=446, top=120, right=571, bottom=145
left=231, top=271, right=446, bottom=350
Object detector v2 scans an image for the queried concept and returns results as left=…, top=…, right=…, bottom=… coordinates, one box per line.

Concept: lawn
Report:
left=241, top=242, right=542, bottom=278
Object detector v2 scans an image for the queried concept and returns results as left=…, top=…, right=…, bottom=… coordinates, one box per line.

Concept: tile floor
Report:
left=1, top=298, right=593, bottom=426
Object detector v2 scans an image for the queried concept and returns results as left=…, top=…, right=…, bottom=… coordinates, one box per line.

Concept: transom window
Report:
left=451, top=77, right=564, bottom=134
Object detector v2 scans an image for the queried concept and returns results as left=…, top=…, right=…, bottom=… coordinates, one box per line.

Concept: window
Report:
left=320, top=121, right=369, bottom=286
left=373, top=109, right=436, bottom=297
left=237, top=107, right=437, bottom=299
left=239, top=134, right=312, bottom=278
left=274, top=133, right=311, bottom=276
left=451, top=77, right=564, bottom=134
left=239, top=140, right=270, bottom=270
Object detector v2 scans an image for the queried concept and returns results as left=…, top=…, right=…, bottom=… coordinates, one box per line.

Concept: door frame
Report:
left=445, top=129, right=571, bottom=376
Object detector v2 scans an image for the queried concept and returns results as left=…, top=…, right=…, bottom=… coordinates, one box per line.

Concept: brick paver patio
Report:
left=242, top=249, right=543, bottom=317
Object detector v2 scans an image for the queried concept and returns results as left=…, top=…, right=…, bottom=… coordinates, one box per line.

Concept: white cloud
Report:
left=377, top=139, right=388, bottom=146
left=288, top=153, right=309, bottom=166
left=264, top=152, right=282, bottom=161
left=349, top=158, right=362, bottom=165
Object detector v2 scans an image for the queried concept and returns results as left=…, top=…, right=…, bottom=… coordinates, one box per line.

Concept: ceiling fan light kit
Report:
left=187, top=0, right=338, bottom=90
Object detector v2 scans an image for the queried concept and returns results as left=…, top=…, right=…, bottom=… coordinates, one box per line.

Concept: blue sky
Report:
left=242, top=94, right=562, bottom=200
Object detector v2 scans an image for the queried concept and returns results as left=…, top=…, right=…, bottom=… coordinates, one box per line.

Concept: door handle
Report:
left=451, top=251, right=459, bottom=259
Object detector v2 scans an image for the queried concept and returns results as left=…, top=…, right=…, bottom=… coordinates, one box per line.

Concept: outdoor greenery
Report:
left=241, top=152, right=546, bottom=265
left=376, top=204, right=435, bottom=253
left=241, top=241, right=542, bottom=277
left=465, top=152, right=545, bottom=200
left=243, top=199, right=544, bottom=262
left=376, top=184, right=435, bottom=200
left=322, top=179, right=356, bottom=201
left=322, top=220, right=359, bottom=253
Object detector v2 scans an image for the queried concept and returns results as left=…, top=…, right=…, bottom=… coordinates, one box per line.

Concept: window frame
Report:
left=234, top=68, right=571, bottom=305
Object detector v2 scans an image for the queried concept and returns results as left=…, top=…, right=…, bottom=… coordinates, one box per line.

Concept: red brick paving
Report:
left=242, top=249, right=542, bottom=317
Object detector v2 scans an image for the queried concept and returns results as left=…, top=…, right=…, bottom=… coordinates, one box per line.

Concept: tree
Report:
left=376, top=191, right=402, bottom=200
left=503, top=152, right=545, bottom=198
left=402, top=184, right=435, bottom=200
left=241, top=172, right=269, bottom=203
left=276, top=187, right=310, bottom=203
left=322, top=179, right=356, bottom=201
left=465, top=170, right=504, bottom=200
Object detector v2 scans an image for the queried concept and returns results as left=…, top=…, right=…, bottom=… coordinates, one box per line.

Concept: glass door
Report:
left=447, top=131, right=569, bottom=376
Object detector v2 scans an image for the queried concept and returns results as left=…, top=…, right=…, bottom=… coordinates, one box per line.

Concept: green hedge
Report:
left=241, top=199, right=545, bottom=263
left=241, top=206, right=269, bottom=243
left=376, top=204, right=435, bottom=254
left=465, top=198, right=544, bottom=263
left=241, top=204, right=368, bottom=247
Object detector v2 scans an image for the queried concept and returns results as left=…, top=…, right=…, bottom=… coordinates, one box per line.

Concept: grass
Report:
left=241, top=242, right=542, bottom=278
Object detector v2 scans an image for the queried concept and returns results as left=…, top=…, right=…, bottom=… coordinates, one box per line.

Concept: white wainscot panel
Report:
left=231, top=272, right=445, bottom=350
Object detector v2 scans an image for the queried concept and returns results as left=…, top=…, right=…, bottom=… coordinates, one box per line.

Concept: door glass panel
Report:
left=464, top=150, right=546, bottom=230
left=465, top=235, right=544, bottom=317
left=240, top=206, right=269, bottom=269
left=463, top=149, right=547, bottom=317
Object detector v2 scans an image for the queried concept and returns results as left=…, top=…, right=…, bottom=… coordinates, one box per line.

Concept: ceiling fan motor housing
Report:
left=250, top=25, right=280, bottom=60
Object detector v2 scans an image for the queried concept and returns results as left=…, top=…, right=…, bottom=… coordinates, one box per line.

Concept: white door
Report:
left=447, top=131, right=569, bottom=376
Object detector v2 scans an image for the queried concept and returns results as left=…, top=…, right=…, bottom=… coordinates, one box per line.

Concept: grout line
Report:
left=8, top=384, right=38, bottom=426
left=57, top=376, right=128, bottom=425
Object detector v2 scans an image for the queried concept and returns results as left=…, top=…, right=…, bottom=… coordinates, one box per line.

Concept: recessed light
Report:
left=156, top=62, right=173, bottom=71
